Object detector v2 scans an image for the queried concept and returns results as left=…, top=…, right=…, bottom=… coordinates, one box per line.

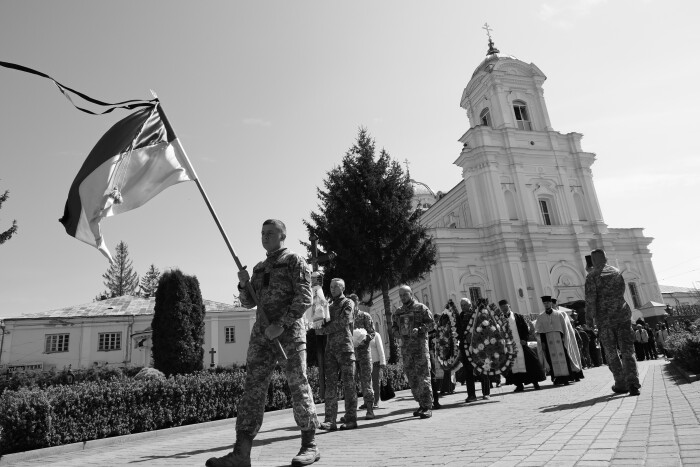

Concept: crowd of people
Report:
left=205, top=220, right=665, bottom=467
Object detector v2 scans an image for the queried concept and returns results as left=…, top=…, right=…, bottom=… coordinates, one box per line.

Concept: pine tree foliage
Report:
left=304, top=128, right=437, bottom=363
left=0, top=188, right=18, bottom=245
left=139, top=264, right=161, bottom=298
left=151, top=269, right=206, bottom=375
left=101, top=241, right=139, bottom=297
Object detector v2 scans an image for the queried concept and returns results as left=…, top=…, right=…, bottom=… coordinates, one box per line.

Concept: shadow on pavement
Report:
left=540, top=393, right=627, bottom=413
left=662, top=361, right=693, bottom=386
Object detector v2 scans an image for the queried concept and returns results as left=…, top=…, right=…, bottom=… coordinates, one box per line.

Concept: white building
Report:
left=0, top=295, right=255, bottom=372
left=370, top=39, right=663, bottom=325
left=660, top=285, right=699, bottom=307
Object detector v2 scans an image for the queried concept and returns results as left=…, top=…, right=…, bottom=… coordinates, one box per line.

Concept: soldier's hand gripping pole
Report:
left=165, top=132, right=287, bottom=360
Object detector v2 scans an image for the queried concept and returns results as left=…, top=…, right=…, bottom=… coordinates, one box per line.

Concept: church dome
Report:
left=410, top=179, right=437, bottom=211
left=471, top=53, right=520, bottom=79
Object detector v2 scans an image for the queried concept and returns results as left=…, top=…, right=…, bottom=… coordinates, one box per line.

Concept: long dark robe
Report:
left=505, top=313, right=546, bottom=386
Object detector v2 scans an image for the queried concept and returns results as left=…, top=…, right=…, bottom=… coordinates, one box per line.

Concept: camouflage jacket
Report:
left=353, top=308, right=376, bottom=348
left=391, top=299, right=434, bottom=349
left=238, top=248, right=313, bottom=342
left=585, top=263, right=631, bottom=327
left=315, top=294, right=355, bottom=356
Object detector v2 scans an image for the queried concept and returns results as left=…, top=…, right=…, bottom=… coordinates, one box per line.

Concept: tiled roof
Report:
left=16, top=295, right=247, bottom=320
left=659, top=285, right=696, bottom=294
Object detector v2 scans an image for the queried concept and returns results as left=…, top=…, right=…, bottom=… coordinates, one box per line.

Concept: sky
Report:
left=1, top=0, right=699, bottom=318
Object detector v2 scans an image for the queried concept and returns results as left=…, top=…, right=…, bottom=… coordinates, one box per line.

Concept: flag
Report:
left=59, top=103, right=196, bottom=261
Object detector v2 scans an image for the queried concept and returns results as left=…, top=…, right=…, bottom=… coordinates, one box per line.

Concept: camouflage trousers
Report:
left=324, top=351, right=357, bottom=423
left=236, top=328, right=318, bottom=437
left=400, top=342, right=433, bottom=410
left=599, top=322, right=640, bottom=390
left=355, top=344, right=374, bottom=408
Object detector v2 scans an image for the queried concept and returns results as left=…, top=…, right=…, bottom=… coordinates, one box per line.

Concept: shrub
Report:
left=152, top=270, right=206, bottom=376
left=0, top=365, right=143, bottom=394
left=667, top=327, right=700, bottom=373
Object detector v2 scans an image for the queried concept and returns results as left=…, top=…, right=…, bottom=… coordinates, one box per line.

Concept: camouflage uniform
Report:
left=315, top=294, right=357, bottom=424
left=353, top=307, right=376, bottom=409
left=585, top=263, right=640, bottom=391
left=391, top=299, right=434, bottom=410
left=237, top=248, right=318, bottom=436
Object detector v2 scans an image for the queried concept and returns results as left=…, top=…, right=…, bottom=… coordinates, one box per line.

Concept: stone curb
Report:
left=0, top=405, right=303, bottom=466
left=668, top=358, right=700, bottom=383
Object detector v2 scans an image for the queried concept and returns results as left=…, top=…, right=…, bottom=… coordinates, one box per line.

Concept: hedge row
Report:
left=0, top=365, right=145, bottom=394
left=666, top=319, right=700, bottom=373
left=0, top=363, right=409, bottom=455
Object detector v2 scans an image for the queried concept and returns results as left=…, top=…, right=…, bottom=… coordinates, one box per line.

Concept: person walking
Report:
left=391, top=285, right=434, bottom=419
left=456, top=298, right=479, bottom=403
left=348, top=294, right=376, bottom=420
left=368, top=330, right=386, bottom=409
left=585, top=248, right=641, bottom=396
left=316, top=278, right=358, bottom=431
left=206, top=219, right=319, bottom=467
left=500, top=300, right=545, bottom=392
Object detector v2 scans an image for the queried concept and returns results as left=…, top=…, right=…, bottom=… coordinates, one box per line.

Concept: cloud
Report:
left=242, top=117, right=272, bottom=127
left=539, top=0, right=608, bottom=29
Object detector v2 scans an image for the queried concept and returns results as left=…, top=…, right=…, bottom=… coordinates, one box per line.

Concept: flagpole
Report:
left=156, top=97, right=286, bottom=359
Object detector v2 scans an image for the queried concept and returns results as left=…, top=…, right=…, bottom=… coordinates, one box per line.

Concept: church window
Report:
left=629, top=282, right=642, bottom=309
left=513, top=100, right=532, bottom=131
left=225, top=326, right=236, bottom=343
left=469, top=287, right=482, bottom=304
left=98, top=332, right=121, bottom=351
left=539, top=199, right=553, bottom=225
left=480, top=107, right=492, bottom=127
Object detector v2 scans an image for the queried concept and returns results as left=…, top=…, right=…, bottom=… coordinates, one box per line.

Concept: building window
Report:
left=513, top=100, right=532, bottom=130
left=469, top=287, right=482, bottom=304
left=629, top=282, right=642, bottom=309
left=225, top=326, right=236, bottom=344
left=539, top=199, right=552, bottom=225
left=479, top=107, right=492, bottom=127
left=98, top=332, right=122, bottom=351
left=45, top=334, right=70, bottom=353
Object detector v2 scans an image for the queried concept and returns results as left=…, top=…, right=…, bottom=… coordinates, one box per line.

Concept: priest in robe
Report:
left=535, top=296, right=584, bottom=385
left=500, top=300, right=545, bottom=392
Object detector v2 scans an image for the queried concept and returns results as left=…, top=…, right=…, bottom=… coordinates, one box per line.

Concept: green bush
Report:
left=667, top=326, right=700, bottom=373
left=0, top=365, right=143, bottom=394
left=0, top=360, right=412, bottom=455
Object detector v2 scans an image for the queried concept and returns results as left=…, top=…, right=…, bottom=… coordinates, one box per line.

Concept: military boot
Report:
left=291, top=429, right=321, bottom=466
left=205, top=431, right=253, bottom=467
left=365, top=404, right=375, bottom=420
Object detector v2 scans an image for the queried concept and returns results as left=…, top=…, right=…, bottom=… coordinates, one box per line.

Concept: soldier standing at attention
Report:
left=348, top=293, right=376, bottom=420
left=206, top=219, right=319, bottom=467
left=391, top=284, right=434, bottom=419
left=316, top=279, right=358, bottom=430
left=585, top=248, right=641, bottom=396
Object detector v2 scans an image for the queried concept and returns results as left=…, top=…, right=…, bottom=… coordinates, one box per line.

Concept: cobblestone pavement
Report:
left=3, top=359, right=699, bottom=466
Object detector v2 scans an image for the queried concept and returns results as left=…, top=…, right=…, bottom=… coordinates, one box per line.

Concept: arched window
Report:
left=504, top=190, right=518, bottom=220
left=513, top=100, right=532, bottom=131
left=480, top=107, right=492, bottom=127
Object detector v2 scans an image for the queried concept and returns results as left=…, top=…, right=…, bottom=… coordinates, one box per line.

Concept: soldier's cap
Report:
left=348, top=293, right=359, bottom=304
left=498, top=299, right=509, bottom=306
left=540, top=295, right=552, bottom=303
left=263, top=219, right=286, bottom=236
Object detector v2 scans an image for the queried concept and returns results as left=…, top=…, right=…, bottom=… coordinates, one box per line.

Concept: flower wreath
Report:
left=464, top=304, right=517, bottom=376
left=433, top=306, right=460, bottom=371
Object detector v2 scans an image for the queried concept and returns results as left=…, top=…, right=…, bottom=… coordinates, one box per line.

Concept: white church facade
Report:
left=370, top=39, right=663, bottom=324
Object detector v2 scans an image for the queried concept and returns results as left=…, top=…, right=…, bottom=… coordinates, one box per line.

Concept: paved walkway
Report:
left=3, top=359, right=700, bottom=466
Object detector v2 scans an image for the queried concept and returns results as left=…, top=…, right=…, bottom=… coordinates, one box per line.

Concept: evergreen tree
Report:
left=0, top=187, right=18, bottom=245
left=151, top=269, right=206, bottom=375
left=139, top=264, right=161, bottom=298
left=101, top=241, right=139, bottom=297
left=304, top=128, right=437, bottom=363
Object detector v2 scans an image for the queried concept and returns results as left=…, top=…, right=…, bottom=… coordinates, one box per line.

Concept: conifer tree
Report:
left=0, top=187, right=18, bottom=245
left=139, top=264, right=161, bottom=298
left=151, top=269, right=206, bottom=375
left=101, top=241, right=139, bottom=297
left=305, top=128, right=437, bottom=362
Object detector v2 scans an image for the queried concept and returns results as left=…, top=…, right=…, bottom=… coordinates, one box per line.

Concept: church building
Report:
left=369, top=36, right=663, bottom=326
